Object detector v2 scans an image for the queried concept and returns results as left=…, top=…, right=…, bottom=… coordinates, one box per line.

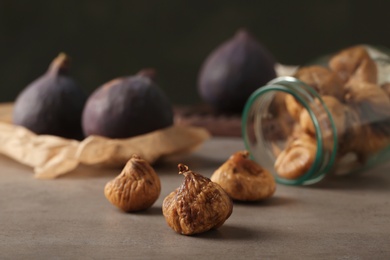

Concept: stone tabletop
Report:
left=1, top=137, right=389, bottom=259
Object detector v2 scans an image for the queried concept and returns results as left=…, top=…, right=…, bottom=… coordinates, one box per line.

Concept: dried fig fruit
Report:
left=13, top=53, right=87, bottom=140
left=274, top=132, right=317, bottom=179
left=268, top=92, right=288, bottom=116
left=198, top=28, right=276, bottom=113
left=294, top=65, right=344, bottom=100
left=329, top=45, right=377, bottom=84
left=344, top=79, right=390, bottom=123
left=210, top=151, right=276, bottom=201
left=82, top=69, right=173, bottom=138
left=355, top=125, right=390, bottom=162
left=335, top=105, right=362, bottom=157
left=299, top=96, right=347, bottom=140
left=381, top=82, right=390, bottom=98
left=162, top=164, right=233, bottom=235
left=262, top=112, right=295, bottom=142
left=263, top=92, right=295, bottom=141
left=285, top=94, right=303, bottom=121
left=104, top=154, right=161, bottom=212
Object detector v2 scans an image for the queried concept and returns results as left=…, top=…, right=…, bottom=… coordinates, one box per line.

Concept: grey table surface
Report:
left=1, top=137, right=389, bottom=259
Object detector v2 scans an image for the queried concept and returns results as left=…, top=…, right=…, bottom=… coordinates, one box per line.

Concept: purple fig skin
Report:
left=13, top=53, right=87, bottom=140
left=198, top=29, right=277, bottom=113
left=82, top=70, right=173, bottom=139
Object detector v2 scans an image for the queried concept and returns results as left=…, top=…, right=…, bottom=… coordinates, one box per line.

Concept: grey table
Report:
left=1, top=137, right=389, bottom=259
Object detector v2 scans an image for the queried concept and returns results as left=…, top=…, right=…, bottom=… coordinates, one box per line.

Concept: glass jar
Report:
left=242, top=45, right=390, bottom=185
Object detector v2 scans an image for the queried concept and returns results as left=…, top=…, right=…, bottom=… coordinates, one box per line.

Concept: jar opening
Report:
left=242, top=77, right=338, bottom=185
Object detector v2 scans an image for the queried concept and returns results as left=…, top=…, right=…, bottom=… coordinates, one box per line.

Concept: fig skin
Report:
left=162, top=164, right=233, bottom=236
left=211, top=151, right=276, bottom=201
left=274, top=132, right=317, bottom=179
left=294, top=65, right=344, bottom=101
left=329, top=45, right=377, bottom=84
left=13, top=53, right=87, bottom=140
left=198, top=28, right=276, bottom=113
left=104, top=154, right=161, bottom=212
left=82, top=69, right=173, bottom=139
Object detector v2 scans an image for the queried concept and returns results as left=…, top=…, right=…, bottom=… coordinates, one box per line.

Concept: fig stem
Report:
left=131, top=154, right=141, bottom=160
left=178, top=164, right=189, bottom=175
left=241, top=150, right=250, bottom=158
left=49, top=52, right=70, bottom=75
left=137, top=68, right=157, bottom=81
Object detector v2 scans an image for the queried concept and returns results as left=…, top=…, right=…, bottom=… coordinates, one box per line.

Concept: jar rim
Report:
left=242, top=77, right=338, bottom=185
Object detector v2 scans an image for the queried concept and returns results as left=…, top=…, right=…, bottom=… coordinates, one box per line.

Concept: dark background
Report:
left=1, top=0, right=389, bottom=105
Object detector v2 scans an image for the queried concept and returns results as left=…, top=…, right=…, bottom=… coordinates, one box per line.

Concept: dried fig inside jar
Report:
left=329, top=45, right=378, bottom=84
left=243, top=45, right=390, bottom=185
left=294, top=65, right=344, bottom=100
left=274, top=131, right=317, bottom=180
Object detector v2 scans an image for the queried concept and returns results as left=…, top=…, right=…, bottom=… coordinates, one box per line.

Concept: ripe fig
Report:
left=162, top=164, right=233, bottom=236
left=82, top=69, right=173, bottom=139
left=198, top=28, right=276, bottom=113
left=13, top=53, right=87, bottom=140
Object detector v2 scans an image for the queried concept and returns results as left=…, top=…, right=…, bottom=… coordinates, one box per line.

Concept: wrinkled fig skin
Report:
left=211, top=151, right=276, bottom=201
left=274, top=132, right=317, bottom=179
left=344, top=79, right=390, bottom=123
left=294, top=66, right=344, bottom=100
left=162, top=164, right=233, bottom=236
left=285, top=94, right=303, bottom=121
left=198, top=29, right=276, bottom=113
left=104, top=154, right=161, bottom=212
left=82, top=71, right=173, bottom=138
left=329, top=45, right=377, bottom=84
left=299, top=96, right=347, bottom=142
left=13, top=53, right=87, bottom=140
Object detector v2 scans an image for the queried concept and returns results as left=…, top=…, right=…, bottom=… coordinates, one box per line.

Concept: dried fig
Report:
left=294, top=65, right=344, bottom=100
left=354, top=124, right=390, bottom=162
left=381, top=82, right=390, bottom=98
left=262, top=112, right=295, bottom=142
left=104, top=154, right=161, bottom=212
left=274, top=132, right=317, bottom=179
left=198, top=28, right=276, bottom=113
left=162, top=164, right=233, bottom=235
left=13, top=53, right=87, bottom=140
left=82, top=69, right=173, bottom=139
left=285, top=94, right=303, bottom=121
left=264, top=92, right=295, bottom=141
left=299, top=96, right=347, bottom=141
left=344, top=79, right=390, bottom=123
left=210, top=151, right=276, bottom=201
left=329, top=45, right=377, bottom=84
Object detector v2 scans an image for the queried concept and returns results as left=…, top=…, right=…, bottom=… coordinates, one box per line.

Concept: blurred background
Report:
left=1, top=0, right=390, bottom=105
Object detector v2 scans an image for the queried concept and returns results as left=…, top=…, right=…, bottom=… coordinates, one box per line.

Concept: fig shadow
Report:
left=193, top=225, right=270, bottom=241
left=232, top=195, right=296, bottom=207
left=130, top=206, right=163, bottom=216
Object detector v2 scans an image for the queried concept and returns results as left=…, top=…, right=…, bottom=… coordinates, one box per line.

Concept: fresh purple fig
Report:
left=13, top=53, right=87, bottom=140
left=82, top=69, right=173, bottom=139
left=198, top=29, right=277, bottom=113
